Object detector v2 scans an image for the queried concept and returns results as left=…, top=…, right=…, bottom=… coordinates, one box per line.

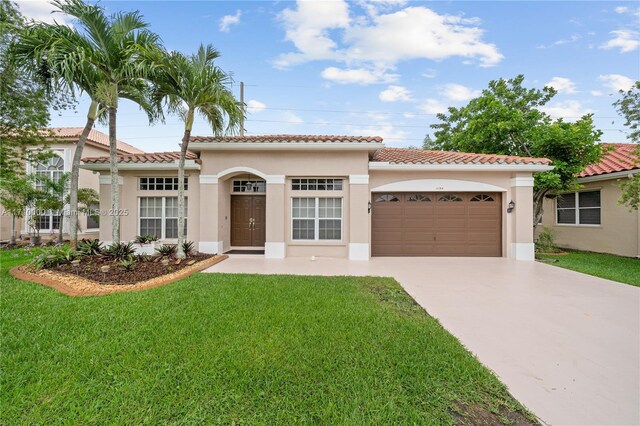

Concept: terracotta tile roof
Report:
left=580, top=143, right=640, bottom=177
left=48, top=127, right=144, bottom=154
left=190, top=134, right=383, bottom=143
left=371, top=148, right=552, bottom=165
left=82, top=151, right=199, bottom=164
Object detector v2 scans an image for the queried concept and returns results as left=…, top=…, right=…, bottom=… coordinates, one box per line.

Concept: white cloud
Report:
left=321, top=66, right=398, bottom=85
left=282, top=111, right=303, bottom=124
left=591, top=90, right=603, bottom=96
left=246, top=100, right=266, bottom=113
left=275, top=2, right=503, bottom=72
left=219, top=10, right=241, bottom=32
left=599, top=74, right=635, bottom=92
left=440, top=83, right=480, bottom=101
left=546, top=77, right=577, bottom=94
left=17, top=1, right=71, bottom=25
left=542, top=100, right=593, bottom=121
left=356, top=0, right=407, bottom=17
left=536, top=34, right=581, bottom=49
left=614, top=6, right=629, bottom=14
left=422, top=68, right=437, bottom=79
left=600, top=29, right=639, bottom=53
left=419, top=99, right=448, bottom=115
left=350, top=123, right=408, bottom=144
left=379, top=85, right=412, bottom=102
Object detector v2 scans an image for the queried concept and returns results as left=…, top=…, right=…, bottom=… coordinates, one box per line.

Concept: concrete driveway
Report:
left=206, top=256, right=640, bottom=426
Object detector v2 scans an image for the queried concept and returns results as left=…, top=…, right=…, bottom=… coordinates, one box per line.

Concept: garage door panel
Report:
left=372, top=192, right=501, bottom=257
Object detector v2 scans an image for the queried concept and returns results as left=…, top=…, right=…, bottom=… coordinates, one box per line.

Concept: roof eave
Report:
left=578, top=168, right=639, bottom=183
left=81, top=160, right=201, bottom=171
left=368, top=162, right=553, bottom=172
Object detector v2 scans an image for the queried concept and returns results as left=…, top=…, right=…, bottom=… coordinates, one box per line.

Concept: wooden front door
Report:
left=231, top=195, right=266, bottom=247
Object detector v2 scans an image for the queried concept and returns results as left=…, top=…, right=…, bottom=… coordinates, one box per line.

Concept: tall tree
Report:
left=613, top=81, right=640, bottom=210
left=15, top=0, right=161, bottom=244
left=150, top=45, right=244, bottom=257
left=426, top=75, right=603, bottom=227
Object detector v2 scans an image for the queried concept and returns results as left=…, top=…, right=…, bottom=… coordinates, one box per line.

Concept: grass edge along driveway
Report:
left=1, top=249, right=535, bottom=425
left=537, top=250, right=640, bottom=287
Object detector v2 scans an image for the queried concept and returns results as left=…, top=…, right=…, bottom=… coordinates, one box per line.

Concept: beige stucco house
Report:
left=0, top=127, right=143, bottom=242
left=540, top=143, right=640, bottom=258
left=81, top=135, right=551, bottom=261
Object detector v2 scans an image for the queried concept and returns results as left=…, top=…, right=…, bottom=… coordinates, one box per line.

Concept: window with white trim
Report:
left=139, top=177, right=188, bottom=191
left=292, top=178, right=343, bottom=191
left=139, top=197, right=187, bottom=239
left=232, top=179, right=266, bottom=193
left=556, top=191, right=601, bottom=225
left=292, top=197, right=342, bottom=240
left=34, top=154, right=64, bottom=231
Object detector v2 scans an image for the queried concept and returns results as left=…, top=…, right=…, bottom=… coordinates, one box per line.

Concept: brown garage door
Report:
left=371, top=192, right=502, bottom=257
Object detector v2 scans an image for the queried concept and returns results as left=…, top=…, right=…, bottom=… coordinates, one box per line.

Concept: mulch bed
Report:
left=10, top=254, right=227, bottom=297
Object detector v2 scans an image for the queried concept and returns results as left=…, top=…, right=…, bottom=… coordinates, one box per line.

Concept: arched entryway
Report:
left=228, top=174, right=266, bottom=247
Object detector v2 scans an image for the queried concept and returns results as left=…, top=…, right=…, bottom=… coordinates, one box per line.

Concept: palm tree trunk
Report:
left=108, top=106, right=120, bottom=243
left=69, top=100, right=99, bottom=247
left=176, top=128, right=191, bottom=259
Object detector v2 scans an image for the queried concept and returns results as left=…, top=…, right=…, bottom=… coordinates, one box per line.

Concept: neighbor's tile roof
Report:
left=580, top=143, right=639, bottom=177
left=371, top=148, right=551, bottom=165
left=82, top=151, right=199, bottom=164
left=190, top=134, right=383, bottom=143
left=49, top=127, right=144, bottom=154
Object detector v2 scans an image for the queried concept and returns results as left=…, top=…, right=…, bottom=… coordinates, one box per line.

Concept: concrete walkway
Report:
left=205, top=256, right=640, bottom=426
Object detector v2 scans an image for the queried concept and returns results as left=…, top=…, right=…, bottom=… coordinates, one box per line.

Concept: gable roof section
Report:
left=49, top=127, right=144, bottom=154
left=580, top=143, right=639, bottom=178
left=371, top=148, right=551, bottom=165
left=190, top=134, right=383, bottom=144
left=82, top=151, right=199, bottom=164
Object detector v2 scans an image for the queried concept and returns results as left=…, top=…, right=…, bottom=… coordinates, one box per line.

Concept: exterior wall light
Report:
left=368, top=201, right=372, bottom=214
left=507, top=200, right=515, bottom=213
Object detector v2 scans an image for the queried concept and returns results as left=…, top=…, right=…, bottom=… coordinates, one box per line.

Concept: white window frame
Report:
left=555, top=190, right=601, bottom=226
left=291, top=197, right=343, bottom=241
left=138, top=196, right=187, bottom=240
left=231, top=179, right=266, bottom=194
left=291, top=178, right=344, bottom=191
left=29, top=152, right=66, bottom=234
left=138, top=177, right=188, bottom=191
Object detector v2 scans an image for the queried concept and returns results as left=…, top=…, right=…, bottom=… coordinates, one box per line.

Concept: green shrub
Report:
left=32, top=245, right=78, bottom=269
left=181, top=241, right=195, bottom=256
left=104, top=242, right=136, bottom=261
left=155, top=244, right=177, bottom=258
left=119, top=256, right=136, bottom=271
left=77, top=239, right=103, bottom=256
left=536, top=227, right=556, bottom=252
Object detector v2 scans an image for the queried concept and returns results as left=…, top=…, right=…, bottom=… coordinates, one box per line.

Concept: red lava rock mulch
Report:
left=9, top=254, right=227, bottom=297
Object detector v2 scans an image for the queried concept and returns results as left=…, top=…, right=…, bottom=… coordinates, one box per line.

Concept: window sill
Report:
left=288, top=240, right=345, bottom=246
left=554, top=224, right=602, bottom=228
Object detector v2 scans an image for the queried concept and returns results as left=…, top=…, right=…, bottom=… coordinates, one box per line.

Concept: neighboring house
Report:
left=81, top=135, right=551, bottom=260
left=0, top=127, right=144, bottom=242
left=540, top=143, right=640, bottom=258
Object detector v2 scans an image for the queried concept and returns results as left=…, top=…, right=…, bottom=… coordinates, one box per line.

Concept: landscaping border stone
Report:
left=9, top=254, right=227, bottom=297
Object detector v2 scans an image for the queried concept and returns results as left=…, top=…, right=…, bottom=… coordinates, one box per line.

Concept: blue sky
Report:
left=18, top=0, right=640, bottom=152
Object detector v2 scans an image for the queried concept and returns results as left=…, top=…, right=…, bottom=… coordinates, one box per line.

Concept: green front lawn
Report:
left=537, top=250, right=640, bottom=286
left=1, top=249, right=531, bottom=424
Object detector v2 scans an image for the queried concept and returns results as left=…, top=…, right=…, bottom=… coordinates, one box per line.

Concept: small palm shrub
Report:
left=134, top=235, right=159, bottom=245
left=181, top=241, right=195, bottom=256
left=536, top=227, right=556, bottom=252
left=78, top=239, right=103, bottom=256
left=32, top=245, right=78, bottom=269
left=104, top=242, right=136, bottom=261
left=155, top=244, right=177, bottom=258
left=119, top=256, right=136, bottom=271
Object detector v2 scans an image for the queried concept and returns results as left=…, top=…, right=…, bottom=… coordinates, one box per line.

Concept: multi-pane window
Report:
left=556, top=191, right=601, bottom=225
left=86, top=204, right=100, bottom=229
left=34, top=154, right=64, bottom=231
left=292, top=178, right=343, bottom=191
left=139, top=197, right=187, bottom=239
left=139, top=177, right=188, bottom=191
left=292, top=197, right=342, bottom=240
left=232, top=179, right=266, bottom=193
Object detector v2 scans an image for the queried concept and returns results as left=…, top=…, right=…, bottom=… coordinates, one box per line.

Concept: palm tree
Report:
left=151, top=45, right=244, bottom=257
left=14, top=0, right=161, bottom=244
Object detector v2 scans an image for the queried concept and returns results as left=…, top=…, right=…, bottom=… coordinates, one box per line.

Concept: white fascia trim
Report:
left=349, top=243, right=370, bottom=260
left=510, top=176, right=535, bottom=187
left=349, top=175, right=369, bottom=185
left=199, top=241, right=224, bottom=254
left=265, top=242, right=286, bottom=259
left=189, top=142, right=383, bottom=151
left=199, top=175, right=219, bottom=184
left=266, top=175, right=285, bottom=185
left=578, top=169, right=639, bottom=183
left=511, top=243, right=535, bottom=261
left=369, top=162, right=553, bottom=172
left=371, top=179, right=507, bottom=193
left=82, top=163, right=201, bottom=171
left=98, top=175, right=123, bottom=185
